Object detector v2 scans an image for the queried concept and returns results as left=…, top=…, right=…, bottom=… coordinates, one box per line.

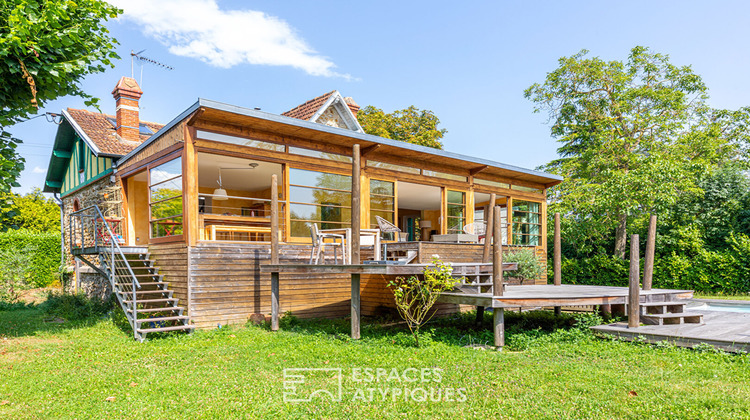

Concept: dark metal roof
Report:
left=118, top=98, right=563, bottom=184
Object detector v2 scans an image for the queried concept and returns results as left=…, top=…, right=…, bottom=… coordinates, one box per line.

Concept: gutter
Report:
left=52, top=192, right=65, bottom=269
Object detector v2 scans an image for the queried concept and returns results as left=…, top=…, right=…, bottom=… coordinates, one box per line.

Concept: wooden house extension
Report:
left=44, top=77, right=563, bottom=338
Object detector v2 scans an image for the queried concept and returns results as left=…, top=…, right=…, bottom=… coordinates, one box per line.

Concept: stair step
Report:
left=137, top=324, right=195, bottom=334
left=135, top=315, right=189, bottom=324
left=128, top=306, right=184, bottom=313
left=123, top=298, right=177, bottom=304
left=116, top=282, right=165, bottom=287
left=119, top=290, right=172, bottom=296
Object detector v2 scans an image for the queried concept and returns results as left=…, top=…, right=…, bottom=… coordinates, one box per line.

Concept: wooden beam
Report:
left=554, top=212, right=562, bottom=315
left=351, top=273, right=361, bottom=339
left=493, top=307, right=505, bottom=349
left=361, top=144, right=381, bottom=157
left=492, top=205, right=504, bottom=296
left=482, top=193, right=496, bottom=263
left=183, top=125, right=199, bottom=247
left=470, top=165, right=489, bottom=176
left=271, top=271, right=279, bottom=331
left=628, top=234, right=640, bottom=328
left=186, top=107, right=206, bottom=126
left=351, top=144, right=361, bottom=264
left=643, top=214, right=657, bottom=291
left=53, top=149, right=72, bottom=159
left=271, top=174, right=279, bottom=265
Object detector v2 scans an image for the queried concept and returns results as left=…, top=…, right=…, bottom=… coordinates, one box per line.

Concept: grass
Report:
left=693, top=293, right=750, bottom=301
left=1, top=305, right=749, bottom=419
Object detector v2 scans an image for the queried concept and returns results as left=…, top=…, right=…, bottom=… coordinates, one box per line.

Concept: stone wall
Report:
left=61, top=175, right=122, bottom=298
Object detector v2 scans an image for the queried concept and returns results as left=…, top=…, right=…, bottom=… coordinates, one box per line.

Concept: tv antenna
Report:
left=130, top=49, right=174, bottom=87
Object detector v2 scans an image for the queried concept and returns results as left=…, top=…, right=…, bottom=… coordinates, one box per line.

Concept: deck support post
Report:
left=493, top=307, right=505, bottom=349
left=628, top=234, right=640, bottom=328
left=351, top=273, right=361, bottom=339
left=351, top=144, right=361, bottom=265
left=271, top=174, right=279, bottom=265
left=643, top=214, right=656, bottom=291
left=553, top=212, right=562, bottom=316
left=479, top=194, right=496, bottom=323
left=492, top=206, right=504, bottom=349
left=271, top=271, right=279, bottom=331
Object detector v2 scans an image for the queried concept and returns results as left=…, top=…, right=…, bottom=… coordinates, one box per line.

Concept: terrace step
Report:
left=136, top=324, right=195, bottom=334
left=641, top=312, right=703, bottom=326
left=119, top=290, right=172, bottom=296
left=640, top=301, right=689, bottom=315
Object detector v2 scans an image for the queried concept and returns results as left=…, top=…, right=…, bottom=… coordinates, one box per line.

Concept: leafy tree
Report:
left=3, top=188, right=60, bottom=232
left=0, top=0, right=121, bottom=194
left=526, top=46, right=748, bottom=258
left=357, top=105, right=446, bottom=149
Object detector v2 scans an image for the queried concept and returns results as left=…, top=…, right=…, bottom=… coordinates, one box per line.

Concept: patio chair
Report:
left=375, top=216, right=408, bottom=260
left=463, top=222, right=487, bottom=242
left=308, top=223, right=346, bottom=264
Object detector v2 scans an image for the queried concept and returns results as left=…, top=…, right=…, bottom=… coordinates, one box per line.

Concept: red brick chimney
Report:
left=111, top=77, right=143, bottom=141
left=344, top=97, right=360, bottom=119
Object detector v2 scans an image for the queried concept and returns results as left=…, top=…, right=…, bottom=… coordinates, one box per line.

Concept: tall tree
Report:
left=0, top=0, right=121, bottom=193
left=357, top=105, right=446, bottom=149
left=526, top=47, right=748, bottom=258
left=3, top=188, right=60, bottom=232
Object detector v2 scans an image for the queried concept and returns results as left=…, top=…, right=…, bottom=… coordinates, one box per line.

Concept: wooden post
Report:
left=271, top=174, right=279, bottom=265
left=643, top=214, right=657, bottom=291
left=482, top=193, right=496, bottom=264
left=271, top=272, right=279, bottom=331
left=351, top=273, right=361, bottom=339
left=493, top=307, right=505, bottom=349
left=492, top=206, right=505, bottom=350
left=628, top=234, right=640, bottom=328
left=351, top=144, right=361, bottom=265
left=553, top=212, right=562, bottom=315
left=478, top=193, right=495, bottom=325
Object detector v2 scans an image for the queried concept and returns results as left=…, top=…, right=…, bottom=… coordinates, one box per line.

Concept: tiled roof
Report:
left=281, top=91, right=335, bottom=121
left=66, top=108, right=163, bottom=156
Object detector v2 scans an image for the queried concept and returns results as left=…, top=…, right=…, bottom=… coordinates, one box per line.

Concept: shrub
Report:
left=388, top=256, right=461, bottom=347
left=504, top=248, right=543, bottom=284
left=41, top=291, right=112, bottom=321
left=0, top=230, right=60, bottom=287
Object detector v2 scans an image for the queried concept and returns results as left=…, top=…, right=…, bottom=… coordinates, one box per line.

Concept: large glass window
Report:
left=289, top=168, right=351, bottom=237
left=150, top=157, right=183, bottom=238
left=370, top=179, right=395, bottom=229
left=446, top=190, right=466, bottom=234
left=512, top=200, right=541, bottom=246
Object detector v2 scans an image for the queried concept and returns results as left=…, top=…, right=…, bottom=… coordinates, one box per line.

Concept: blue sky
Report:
left=11, top=0, right=750, bottom=194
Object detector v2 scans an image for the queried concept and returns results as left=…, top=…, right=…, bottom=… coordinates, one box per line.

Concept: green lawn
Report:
left=693, top=293, right=750, bottom=301
left=1, top=307, right=749, bottom=419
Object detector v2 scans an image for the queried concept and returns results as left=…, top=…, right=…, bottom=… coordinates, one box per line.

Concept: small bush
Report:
left=41, top=292, right=112, bottom=321
left=0, top=246, right=35, bottom=302
left=504, top=248, right=544, bottom=284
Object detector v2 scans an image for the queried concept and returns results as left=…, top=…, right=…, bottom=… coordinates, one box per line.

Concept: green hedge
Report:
left=0, top=230, right=61, bottom=287
left=553, top=234, right=750, bottom=294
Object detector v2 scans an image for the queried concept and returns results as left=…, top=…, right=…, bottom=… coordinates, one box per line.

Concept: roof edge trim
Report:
left=62, top=109, right=101, bottom=156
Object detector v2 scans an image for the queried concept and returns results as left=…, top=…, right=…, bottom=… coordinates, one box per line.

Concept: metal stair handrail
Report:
left=69, top=205, right=142, bottom=337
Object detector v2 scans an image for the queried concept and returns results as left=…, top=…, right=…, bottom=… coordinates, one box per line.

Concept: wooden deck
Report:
left=592, top=307, right=750, bottom=353
left=440, top=284, right=693, bottom=308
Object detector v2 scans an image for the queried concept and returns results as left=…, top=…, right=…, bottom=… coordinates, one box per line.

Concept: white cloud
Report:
left=32, top=166, right=46, bottom=174
left=110, top=0, right=349, bottom=78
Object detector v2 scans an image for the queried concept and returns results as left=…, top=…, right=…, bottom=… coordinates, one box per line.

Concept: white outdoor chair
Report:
left=308, top=223, right=346, bottom=264
left=463, top=222, right=487, bottom=242
left=376, top=216, right=408, bottom=260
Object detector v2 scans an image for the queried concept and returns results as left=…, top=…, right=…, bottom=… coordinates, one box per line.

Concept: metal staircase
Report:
left=70, top=205, right=193, bottom=341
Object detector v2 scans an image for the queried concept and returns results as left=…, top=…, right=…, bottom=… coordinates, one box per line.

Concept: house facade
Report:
left=44, top=77, right=562, bottom=333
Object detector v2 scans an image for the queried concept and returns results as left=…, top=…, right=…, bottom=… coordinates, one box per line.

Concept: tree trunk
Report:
left=614, top=213, right=627, bottom=259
